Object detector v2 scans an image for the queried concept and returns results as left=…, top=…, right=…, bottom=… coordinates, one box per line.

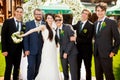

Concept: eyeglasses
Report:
left=34, top=14, right=42, bottom=16
left=55, top=19, right=62, bottom=22
left=82, top=12, right=89, bottom=15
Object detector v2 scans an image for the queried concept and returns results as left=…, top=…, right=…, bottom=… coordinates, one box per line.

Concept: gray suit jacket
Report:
left=94, top=18, right=120, bottom=58
left=57, top=24, right=78, bottom=58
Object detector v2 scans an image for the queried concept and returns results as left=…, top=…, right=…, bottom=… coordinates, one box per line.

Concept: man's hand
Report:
left=2, top=52, right=8, bottom=56
left=63, top=53, right=68, bottom=59
left=24, top=50, right=30, bottom=57
left=109, top=52, right=115, bottom=58
left=70, top=36, right=76, bottom=42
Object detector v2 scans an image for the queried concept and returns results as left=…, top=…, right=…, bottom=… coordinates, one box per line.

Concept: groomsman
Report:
left=23, top=9, right=45, bottom=80
left=1, top=6, right=24, bottom=80
left=72, top=9, right=94, bottom=80
left=55, top=14, right=78, bottom=80
left=94, top=2, right=120, bottom=80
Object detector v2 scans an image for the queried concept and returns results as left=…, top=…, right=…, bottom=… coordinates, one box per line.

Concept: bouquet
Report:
left=11, top=31, right=24, bottom=44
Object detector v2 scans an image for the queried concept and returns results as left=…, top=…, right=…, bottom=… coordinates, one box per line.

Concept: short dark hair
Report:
left=15, top=6, right=23, bottom=11
left=95, top=2, right=107, bottom=11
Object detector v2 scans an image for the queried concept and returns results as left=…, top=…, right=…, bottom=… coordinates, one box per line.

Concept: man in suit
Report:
left=94, top=2, right=120, bottom=80
left=23, top=8, right=45, bottom=80
left=72, top=9, right=94, bottom=80
left=1, top=6, right=24, bottom=80
left=55, top=14, right=78, bottom=80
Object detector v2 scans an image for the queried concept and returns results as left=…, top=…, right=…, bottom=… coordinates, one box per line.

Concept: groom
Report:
left=55, top=14, right=78, bottom=80
left=23, top=8, right=45, bottom=80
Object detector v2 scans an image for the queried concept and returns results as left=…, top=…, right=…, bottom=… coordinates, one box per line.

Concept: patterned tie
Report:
left=79, top=22, right=83, bottom=33
left=36, top=22, right=40, bottom=27
left=36, top=22, right=40, bottom=33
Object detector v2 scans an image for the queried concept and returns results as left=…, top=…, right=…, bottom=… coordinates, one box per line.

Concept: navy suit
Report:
left=23, top=20, right=44, bottom=80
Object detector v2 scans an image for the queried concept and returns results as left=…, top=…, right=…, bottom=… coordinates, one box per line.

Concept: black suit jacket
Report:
left=94, top=18, right=120, bottom=58
left=73, top=20, right=94, bottom=54
left=1, top=18, right=23, bottom=55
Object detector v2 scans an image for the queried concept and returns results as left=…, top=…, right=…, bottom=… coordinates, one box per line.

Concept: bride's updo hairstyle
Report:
left=45, top=13, right=55, bottom=41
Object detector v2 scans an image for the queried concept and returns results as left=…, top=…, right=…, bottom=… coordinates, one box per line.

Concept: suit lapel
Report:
left=41, top=20, right=45, bottom=25
left=11, top=18, right=18, bottom=32
left=32, top=20, right=36, bottom=28
left=95, top=21, right=98, bottom=35
left=59, top=24, right=65, bottom=41
left=98, top=18, right=107, bottom=34
left=81, top=21, right=88, bottom=31
left=79, top=21, right=88, bottom=34
left=78, top=21, right=82, bottom=33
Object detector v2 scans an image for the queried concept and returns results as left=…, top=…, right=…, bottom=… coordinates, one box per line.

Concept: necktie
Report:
left=36, top=22, right=40, bottom=33
left=79, top=22, right=83, bottom=33
left=16, top=20, right=19, bottom=30
left=97, top=21, right=102, bottom=33
left=36, top=22, right=40, bottom=27
left=59, top=29, right=61, bottom=39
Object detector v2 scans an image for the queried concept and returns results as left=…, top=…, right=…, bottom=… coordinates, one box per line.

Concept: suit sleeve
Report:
left=1, top=20, right=9, bottom=52
left=111, top=20, right=120, bottom=54
left=64, top=25, right=75, bottom=55
left=23, top=22, right=30, bottom=51
left=72, top=21, right=79, bottom=30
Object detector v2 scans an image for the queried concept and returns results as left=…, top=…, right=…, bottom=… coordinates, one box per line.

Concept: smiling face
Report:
left=96, top=7, right=106, bottom=20
left=46, top=15, right=54, bottom=26
left=95, top=2, right=107, bottom=20
left=14, top=7, right=23, bottom=20
left=55, top=14, right=63, bottom=28
left=34, top=10, right=43, bottom=21
left=81, top=9, right=91, bottom=21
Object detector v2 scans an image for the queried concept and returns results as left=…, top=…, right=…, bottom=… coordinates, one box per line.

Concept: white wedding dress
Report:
left=35, top=29, right=60, bottom=80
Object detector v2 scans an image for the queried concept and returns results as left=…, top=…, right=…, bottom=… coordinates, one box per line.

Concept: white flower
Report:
left=11, top=31, right=23, bottom=44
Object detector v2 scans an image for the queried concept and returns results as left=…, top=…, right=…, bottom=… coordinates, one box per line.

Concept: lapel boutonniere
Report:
left=60, top=29, right=64, bottom=36
left=101, top=21, right=106, bottom=29
left=83, top=29, right=87, bottom=33
left=22, top=23, right=26, bottom=32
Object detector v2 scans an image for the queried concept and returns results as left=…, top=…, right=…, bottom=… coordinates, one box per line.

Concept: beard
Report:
left=35, top=17, right=42, bottom=21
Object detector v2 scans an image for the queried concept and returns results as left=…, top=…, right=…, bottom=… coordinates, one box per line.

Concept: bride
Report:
left=21, top=14, right=60, bottom=80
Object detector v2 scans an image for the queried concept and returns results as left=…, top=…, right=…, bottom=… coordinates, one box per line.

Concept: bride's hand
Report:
left=41, top=25, right=45, bottom=31
left=18, top=34, right=24, bottom=37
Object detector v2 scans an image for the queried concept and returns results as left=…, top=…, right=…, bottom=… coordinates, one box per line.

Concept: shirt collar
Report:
left=14, top=17, right=17, bottom=22
left=35, top=20, right=41, bottom=24
left=81, top=20, right=87, bottom=24
left=58, top=24, right=63, bottom=30
left=14, top=17, right=22, bottom=22
left=98, top=16, right=106, bottom=22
